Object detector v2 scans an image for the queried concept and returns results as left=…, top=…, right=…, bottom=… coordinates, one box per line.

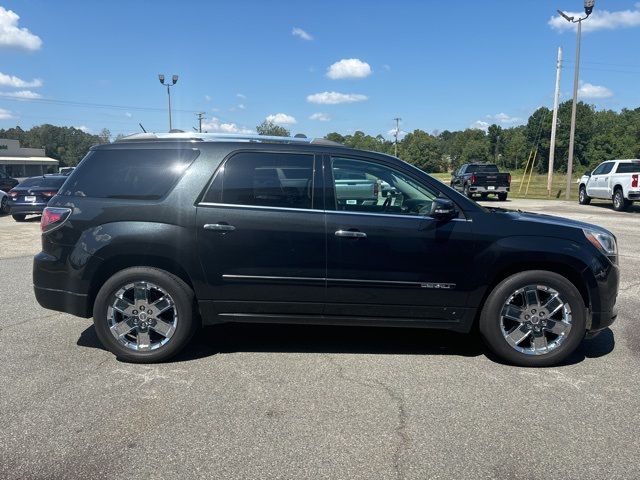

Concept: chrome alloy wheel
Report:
left=107, top=281, right=178, bottom=351
left=500, top=284, right=572, bottom=356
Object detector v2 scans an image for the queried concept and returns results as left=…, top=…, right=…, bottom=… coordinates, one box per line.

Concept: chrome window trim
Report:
left=198, top=201, right=470, bottom=221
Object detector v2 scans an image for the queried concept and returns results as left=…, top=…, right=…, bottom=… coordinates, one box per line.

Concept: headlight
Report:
left=583, top=228, right=617, bottom=258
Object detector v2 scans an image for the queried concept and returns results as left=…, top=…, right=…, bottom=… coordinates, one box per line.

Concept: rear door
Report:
left=196, top=150, right=326, bottom=316
left=324, top=154, right=475, bottom=324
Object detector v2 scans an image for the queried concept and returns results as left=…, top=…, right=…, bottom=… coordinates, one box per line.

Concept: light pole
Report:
left=393, top=117, right=401, bottom=157
left=158, top=74, right=178, bottom=131
left=557, top=0, right=594, bottom=199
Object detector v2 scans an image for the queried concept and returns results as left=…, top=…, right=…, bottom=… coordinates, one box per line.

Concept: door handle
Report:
left=204, top=223, right=236, bottom=231
left=335, top=230, right=367, bottom=238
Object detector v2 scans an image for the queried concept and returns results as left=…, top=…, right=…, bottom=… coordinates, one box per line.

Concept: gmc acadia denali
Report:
left=33, top=133, right=619, bottom=366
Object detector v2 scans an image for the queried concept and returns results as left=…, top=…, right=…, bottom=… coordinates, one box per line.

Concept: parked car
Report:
left=7, top=175, right=67, bottom=221
left=578, top=159, right=640, bottom=211
left=451, top=163, right=511, bottom=201
left=33, top=133, right=619, bottom=367
left=0, top=170, right=19, bottom=192
left=0, top=189, right=7, bottom=213
left=58, top=167, right=75, bottom=176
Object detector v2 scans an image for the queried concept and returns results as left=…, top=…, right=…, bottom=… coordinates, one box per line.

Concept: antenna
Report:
left=139, top=123, right=147, bottom=133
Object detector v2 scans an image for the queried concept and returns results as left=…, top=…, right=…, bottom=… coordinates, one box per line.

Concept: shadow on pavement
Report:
left=77, top=322, right=615, bottom=365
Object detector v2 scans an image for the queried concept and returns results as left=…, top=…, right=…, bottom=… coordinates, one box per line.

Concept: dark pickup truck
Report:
left=451, top=163, right=511, bottom=201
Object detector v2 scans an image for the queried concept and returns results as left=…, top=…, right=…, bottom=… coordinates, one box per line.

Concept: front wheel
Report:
left=578, top=186, right=591, bottom=205
left=93, top=267, right=198, bottom=363
left=479, top=270, right=586, bottom=367
left=0, top=196, right=7, bottom=213
left=612, top=189, right=629, bottom=212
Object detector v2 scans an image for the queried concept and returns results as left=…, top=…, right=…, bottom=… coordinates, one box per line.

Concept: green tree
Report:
left=256, top=120, right=290, bottom=137
left=401, top=129, right=445, bottom=172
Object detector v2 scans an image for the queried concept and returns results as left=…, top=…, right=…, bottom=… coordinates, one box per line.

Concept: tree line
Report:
left=1, top=102, right=638, bottom=172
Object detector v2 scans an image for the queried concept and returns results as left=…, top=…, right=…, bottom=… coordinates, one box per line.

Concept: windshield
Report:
left=17, top=177, right=66, bottom=189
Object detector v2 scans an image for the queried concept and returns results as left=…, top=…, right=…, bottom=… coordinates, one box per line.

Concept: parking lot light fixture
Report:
left=557, top=1, right=594, bottom=199
left=158, top=74, right=179, bottom=131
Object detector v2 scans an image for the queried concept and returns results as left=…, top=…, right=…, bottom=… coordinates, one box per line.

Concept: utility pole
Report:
left=196, top=112, right=205, bottom=133
left=547, top=46, right=563, bottom=197
left=556, top=1, right=594, bottom=199
left=393, top=117, right=401, bottom=157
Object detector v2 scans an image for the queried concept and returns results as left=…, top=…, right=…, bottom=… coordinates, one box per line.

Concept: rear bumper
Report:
left=469, top=186, right=510, bottom=193
left=627, top=191, right=640, bottom=200
left=34, top=285, right=91, bottom=318
left=9, top=203, right=47, bottom=215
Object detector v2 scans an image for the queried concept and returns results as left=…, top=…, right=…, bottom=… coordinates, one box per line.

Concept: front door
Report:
left=324, top=155, right=475, bottom=325
left=587, top=162, right=613, bottom=198
left=196, top=150, right=326, bottom=315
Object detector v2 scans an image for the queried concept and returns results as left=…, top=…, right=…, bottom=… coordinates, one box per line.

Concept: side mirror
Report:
left=585, top=169, right=592, bottom=177
left=429, top=198, right=457, bottom=221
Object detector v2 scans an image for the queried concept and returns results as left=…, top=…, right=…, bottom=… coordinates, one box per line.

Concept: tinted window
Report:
left=466, top=164, right=499, bottom=173
left=18, top=176, right=66, bottom=189
left=60, top=148, right=198, bottom=199
left=592, top=162, right=611, bottom=175
left=615, top=162, right=640, bottom=174
left=204, top=152, right=314, bottom=209
left=331, top=157, right=438, bottom=216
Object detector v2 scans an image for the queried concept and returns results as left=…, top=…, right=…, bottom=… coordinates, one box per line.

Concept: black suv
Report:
left=33, top=133, right=619, bottom=366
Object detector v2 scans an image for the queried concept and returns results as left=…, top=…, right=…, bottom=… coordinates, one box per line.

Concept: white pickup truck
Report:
left=578, top=159, right=640, bottom=211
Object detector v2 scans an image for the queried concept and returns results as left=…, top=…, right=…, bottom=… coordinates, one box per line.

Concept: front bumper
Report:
left=585, top=257, right=619, bottom=333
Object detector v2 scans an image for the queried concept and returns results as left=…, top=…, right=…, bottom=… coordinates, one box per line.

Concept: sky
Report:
left=0, top=0, right=639, bottom=139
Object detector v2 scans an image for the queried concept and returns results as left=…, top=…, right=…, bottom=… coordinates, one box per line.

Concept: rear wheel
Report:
left=612, top=188, right=629, bottom=211
left=12, top=214, right=26, bottom=222
left=479, top=270, right=586, bottom=367
left=498, top=193, right=508, bottom=201
left=578, top=185, right=591, bottom=205
left=463, top=183, right=473, bottom=199
left=93, top=267, right=198, bottom=363
left=0, top=196, right=7, bottom=213
left=480, top=193, right=488, bottom=200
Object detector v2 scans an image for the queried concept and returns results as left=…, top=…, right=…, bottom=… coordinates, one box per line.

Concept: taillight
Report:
left=41, top=207, right=72, bottom=233
left=41, top=190, right=58, bottom=198
left=470, top=174, right=477, bottom=184
left=507, top=173, right=512, bottom=184
left=8, top=190, right=18, bottom=198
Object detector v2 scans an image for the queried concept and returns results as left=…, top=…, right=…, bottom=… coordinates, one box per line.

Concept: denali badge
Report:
left=420, top=283, right=456, bottom=289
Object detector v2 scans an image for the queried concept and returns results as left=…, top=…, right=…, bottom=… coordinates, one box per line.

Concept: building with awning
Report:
left=0, top=139, right=59, bottom=179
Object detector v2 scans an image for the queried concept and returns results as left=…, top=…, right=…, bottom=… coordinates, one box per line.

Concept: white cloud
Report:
left=549, top=4, right=640, bottom=32
left=292, top=27, right=313, bottom=41
left=237, top=103, right=246, bottom=110
left=388, top=128, right=407, bottom=139
left=307, top=91, right=368, bottom=104
left=578, top=82, right=613, bottom=98
left=0, top=89, right=41, bottom=99
left=200, top=117, right=254, bottom=134
left=309, top=112, right=331, bottom=121
left=125, top=112, right=132, bottom=118
left=470, top=120, right=490, bottom=132
left=204, top=95, right=212, bottom=101
left=236, top=93, right=246, bottom=99
left=326, top=58, right=372, bottom=79
left=487, top=112, right=521, bottom=124
left=0, top=7, right=42, bottom=51
left=0, top=108, right=14, bottom=120
left=75, top=125, right=91, bottom=133
left=266, top=113, right=297, bottom=125
left=0, top=72, right=43, bottom=88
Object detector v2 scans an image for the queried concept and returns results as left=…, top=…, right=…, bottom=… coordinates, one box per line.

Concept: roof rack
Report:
left=115, top=132, right=343, bottom=146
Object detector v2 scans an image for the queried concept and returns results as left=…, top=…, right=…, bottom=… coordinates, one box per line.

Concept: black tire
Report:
left=0, top=196, right=7, bottom=214
left=12, top=214, right=26, bottom=222
left=612, top=188, right=629, bottom=212
left=480, top=193, right=488, bottom=200
left=497, top=193, right=508, bottom=201
left=463, top=183, right=473, bottom=199
left=479, top=270, right=586, bottom=367
left=93, top=266, right=198, bottom=363
left=578, top=185, right=591, bottom=205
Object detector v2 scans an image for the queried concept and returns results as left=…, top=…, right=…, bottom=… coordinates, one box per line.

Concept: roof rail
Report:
left=115, top=132, right=344, bottom=146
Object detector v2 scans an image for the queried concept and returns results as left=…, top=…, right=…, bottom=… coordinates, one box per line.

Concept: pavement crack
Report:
left=324, top=355, right=409, bottom=480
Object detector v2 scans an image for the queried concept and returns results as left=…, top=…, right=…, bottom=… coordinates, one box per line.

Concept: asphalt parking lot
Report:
left=1, top=198, right=639, bottom=480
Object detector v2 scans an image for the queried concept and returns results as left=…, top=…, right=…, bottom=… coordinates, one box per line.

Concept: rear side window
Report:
left=615, top=162, right=640, bottom=174
left=60, top=148, right=199, bottom=199
left=203, top=152, right=314, bottom=209
left=466, top=164, right=499, bottom=173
